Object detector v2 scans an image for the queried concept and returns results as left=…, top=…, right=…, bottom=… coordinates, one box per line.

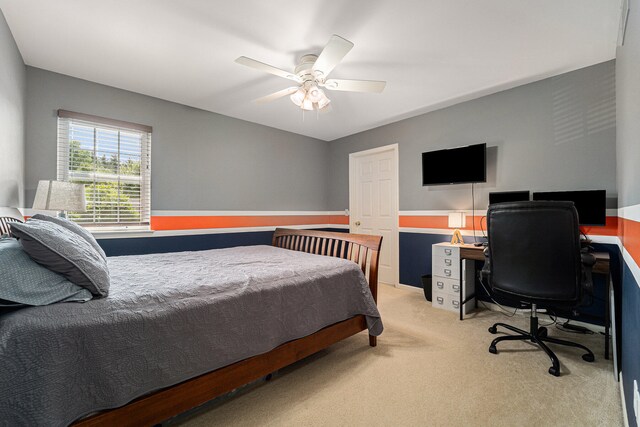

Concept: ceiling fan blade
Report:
left=255, top=87, right=299, bottom=104
left=312, top=35, right=354, bottom=78
left=235, top=56, right=301, bottom=82
left=322, top=79, right=386, bottom=93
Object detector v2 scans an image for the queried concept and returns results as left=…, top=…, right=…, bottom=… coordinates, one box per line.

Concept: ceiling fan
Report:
left=235, top=35, right=386, bottom=111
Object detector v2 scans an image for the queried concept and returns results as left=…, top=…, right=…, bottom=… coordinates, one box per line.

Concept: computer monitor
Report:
left=532, top=190, right=606, bottom=226
left=489, top=191, right=530, bottom=205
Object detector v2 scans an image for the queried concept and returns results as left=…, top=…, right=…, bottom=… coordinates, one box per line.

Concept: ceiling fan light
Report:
left=290, top=88, right=306, bottom=107
left=308, top=85, right=323, bottom=103
left=317, top=95, right=331, bottom=110
left=301, top=98, right=314, bottom=111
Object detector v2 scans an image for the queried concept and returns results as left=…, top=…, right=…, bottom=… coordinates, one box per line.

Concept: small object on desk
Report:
left=448, top=212, right=466, bottom=245
left=473, top=242, right=483, bottom=247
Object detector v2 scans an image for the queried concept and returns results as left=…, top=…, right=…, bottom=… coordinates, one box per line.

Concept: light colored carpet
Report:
left=174, top=284, right=623, bottom=427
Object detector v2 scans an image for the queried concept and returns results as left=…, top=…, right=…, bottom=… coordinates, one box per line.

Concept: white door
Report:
left=349, top=144, right=399, bottom=286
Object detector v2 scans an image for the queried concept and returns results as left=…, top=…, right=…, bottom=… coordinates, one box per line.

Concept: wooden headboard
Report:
left=271, top=228, right=383, bottom=302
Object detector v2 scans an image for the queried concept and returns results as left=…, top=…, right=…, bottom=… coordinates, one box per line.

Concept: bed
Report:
left=0, top=228, right=382, bottom=426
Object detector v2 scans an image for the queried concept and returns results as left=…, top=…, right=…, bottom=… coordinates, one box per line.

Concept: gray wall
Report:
left=617, top=5, right=640, bottom=208
left=0, top=9, right=26, bottom=207
left=22, top=57, right=620, bottom=213
left=327, top=61, right=617, bottom=211
left=25, top=67, right=329, bottom=211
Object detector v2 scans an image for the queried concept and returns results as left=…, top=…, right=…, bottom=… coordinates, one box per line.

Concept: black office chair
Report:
left=481, top=201, right=596, bottom=376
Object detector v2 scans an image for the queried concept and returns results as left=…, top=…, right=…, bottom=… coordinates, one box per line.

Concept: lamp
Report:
left=289, top=84, right=331, bottom=111
left=33, top=180, right=86, bottom=218
left=448, top=212, right=466, bottom=245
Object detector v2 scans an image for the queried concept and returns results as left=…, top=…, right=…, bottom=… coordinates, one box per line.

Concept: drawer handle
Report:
left=452, top=284, right=460, bottom=292
left=444, top=259, right=452, bottom=266
left=437, top=281, right=444, bottom=289
left=444, top=269, right=451, bottom=277
left=452, top=301, right=460, bottom=308
left=436, top=297, right=444, bottom=304
left=444, top=249, right=452, bottom=255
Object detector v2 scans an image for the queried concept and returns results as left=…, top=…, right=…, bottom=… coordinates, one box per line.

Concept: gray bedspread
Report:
left=0, top=245, right=382, bottom=426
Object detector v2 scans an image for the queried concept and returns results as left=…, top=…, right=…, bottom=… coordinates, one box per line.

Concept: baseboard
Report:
left=392, top=287, right=606, bottom=334
left=396, top=283, right=423, bottom=293
left=478, top=301, right=606, bottom=334
left=620, top=372, right=630, bottom=427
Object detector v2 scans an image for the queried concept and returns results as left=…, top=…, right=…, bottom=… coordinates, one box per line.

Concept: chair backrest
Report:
left=486, top=201, right=582, bottom=307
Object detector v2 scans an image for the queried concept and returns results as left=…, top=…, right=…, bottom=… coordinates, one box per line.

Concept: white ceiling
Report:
left=0, top=0, right=622, bottom=141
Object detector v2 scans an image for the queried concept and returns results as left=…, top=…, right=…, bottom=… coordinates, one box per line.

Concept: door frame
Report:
left=348, top=143, right=400, bottom=287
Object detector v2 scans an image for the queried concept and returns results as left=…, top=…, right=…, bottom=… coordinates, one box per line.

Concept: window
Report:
left=57, top=110, right=151, bottom=229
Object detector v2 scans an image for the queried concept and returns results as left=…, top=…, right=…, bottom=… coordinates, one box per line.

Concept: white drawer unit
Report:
left=431, top=242, right=476, bottom=318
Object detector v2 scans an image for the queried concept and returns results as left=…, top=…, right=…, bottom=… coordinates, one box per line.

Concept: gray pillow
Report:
left=32, top=214, right=107, bottom=261
left=10, top=220, right=110, bottom=297
left=0, top=237, right=92, bottom=306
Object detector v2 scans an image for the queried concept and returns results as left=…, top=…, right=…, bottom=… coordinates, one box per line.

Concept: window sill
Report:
left=89, top=228, right=154, bottom=239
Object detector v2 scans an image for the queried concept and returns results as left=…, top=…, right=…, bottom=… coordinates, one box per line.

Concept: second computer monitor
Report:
left=489, top=191, right=530, bottom=205
left=532, top=190, right=606, bottom=226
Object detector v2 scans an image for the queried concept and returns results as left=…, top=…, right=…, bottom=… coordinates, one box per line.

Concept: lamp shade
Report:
left=33, top=180, right=86, bottom=212
left=448, top=212, right=466, bottom=229
left=0, top=207, right=23, bottom=221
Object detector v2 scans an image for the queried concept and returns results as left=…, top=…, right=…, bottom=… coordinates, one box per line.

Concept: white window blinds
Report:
left=57, top=110, right=151, bottom=228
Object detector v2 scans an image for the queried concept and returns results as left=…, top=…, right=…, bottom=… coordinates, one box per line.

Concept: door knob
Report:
left=355, top=221, right=361, bottom=226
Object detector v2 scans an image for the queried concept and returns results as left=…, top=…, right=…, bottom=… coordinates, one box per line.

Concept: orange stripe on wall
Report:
left=399, top=216, right=449, bottom=229
left=150, top=215, right=347, bottom=231
left=580, top=216, right=618, bottom=236
left=621, top=217, right=640, bottom=266
left=399, top=215, right=488, bottom=232
left=328, top=215, right=350, bottom=225
left=400, top=215, right=618, bottom=237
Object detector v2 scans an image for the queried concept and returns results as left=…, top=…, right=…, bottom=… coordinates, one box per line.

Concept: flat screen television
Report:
left=532, top=190, right=606, bottom=226
left=489, top=191, right=530, bottom=205
left=422, top=143, right=486, bottom=185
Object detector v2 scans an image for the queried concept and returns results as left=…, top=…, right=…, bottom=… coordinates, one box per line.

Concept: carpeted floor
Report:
left=174, top=284, right=623, bottom=427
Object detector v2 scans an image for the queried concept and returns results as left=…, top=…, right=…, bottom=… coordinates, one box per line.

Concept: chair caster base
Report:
left=582, top=353, right=595, bottom=362
left=537, top=327, right=548, bottom=338
left=548, top=366, right=560, bottom=377
left=488, top=326, right=497, bottom=334
left=489, top=345, right=497, bottom=354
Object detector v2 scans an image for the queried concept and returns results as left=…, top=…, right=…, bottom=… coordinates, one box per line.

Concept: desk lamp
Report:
left=448, top=212, right=466, bottom=245
left=32, top=180, right=86, bottom=218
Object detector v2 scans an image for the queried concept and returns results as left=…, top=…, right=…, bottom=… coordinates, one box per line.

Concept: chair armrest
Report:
left=581, top=252, right=596, bottom=267
left=479, top=246, right=491, bottom=282
left=580, top=252, right=596, bottom=297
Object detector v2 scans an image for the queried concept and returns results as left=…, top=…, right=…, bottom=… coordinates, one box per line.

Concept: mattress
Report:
left=0, top=245, right=382, bottom=426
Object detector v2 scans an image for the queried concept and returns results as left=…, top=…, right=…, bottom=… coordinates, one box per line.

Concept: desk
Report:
left=451, top=244, right=612, bottom=359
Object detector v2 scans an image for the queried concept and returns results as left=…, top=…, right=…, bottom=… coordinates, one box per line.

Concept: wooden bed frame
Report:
left=75, top=228, right=382, bottom=426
